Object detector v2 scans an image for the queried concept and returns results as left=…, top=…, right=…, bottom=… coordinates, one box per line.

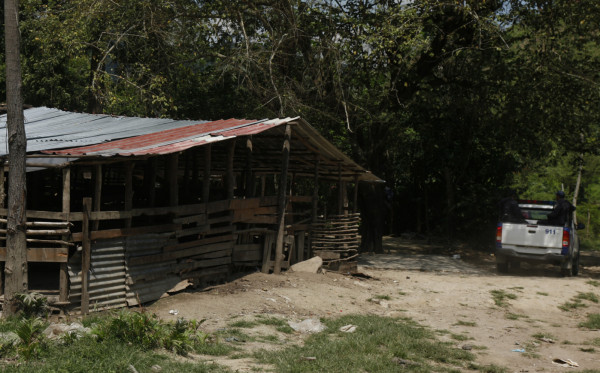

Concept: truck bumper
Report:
left=495, top=248, right=567, bottom=264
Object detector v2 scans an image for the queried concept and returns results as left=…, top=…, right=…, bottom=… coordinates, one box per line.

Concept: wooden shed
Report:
left=0, top=107, right=380, bottom=313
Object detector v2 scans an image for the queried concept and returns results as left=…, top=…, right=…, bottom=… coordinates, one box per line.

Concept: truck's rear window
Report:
left=520, top=208, right=551, bottom=221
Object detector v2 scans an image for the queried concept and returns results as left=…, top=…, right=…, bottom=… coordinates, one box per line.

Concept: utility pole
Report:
left=4, top=0, right=29, bottom=316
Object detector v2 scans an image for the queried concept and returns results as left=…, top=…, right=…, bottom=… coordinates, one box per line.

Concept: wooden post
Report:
left=59, top=167, right=71, bottom=303
left=92, top=164, right=102, bottom=231
left=167, top=154, right=179, bottom=207
left=0, top=166, right=5, bottom=208
left=0, top=167, right=4, bottom=295
left=353, top=175, right=359, bottom=213
left=274, top=125, right=292, bottom=274
left=309, top=159, right=319, bottom=259
left=245, top=138, right=253, bottom=198
left=342, top=182, right=348, bottom=216
left=81, top=197, right=92, bottom=314
left=226, top=140, right=236, bottom=200
left=261, top=175, right=266, bottom=197
left=203, top=145, right=211, bottom=203
left=337, top=164, right=343, bottom=215
left=124, top=162, right=134, bottom=228
left=183, top=151, right=191, bottom=203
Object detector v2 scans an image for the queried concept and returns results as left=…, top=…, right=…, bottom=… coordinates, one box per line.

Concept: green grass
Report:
left=532, top=332, right=555, bottom=341
left=255, top=316, right=294, bottom=334
left=228, top=320, right=259, bottom=328
left=586, top=280, right=600, bottom=287
left=580, top=347, right=596, bottom=353
left=536, top=292, right=549, bottom=296
left=450, top=333, right=471, bottom=341
left=505, top=312, right=527, bottom=320
left=454, top=320, right=477, bottom=327
left=579, top=314, right=600, bottom=329
left=490, top=290, right=517, bottom=307
left=0, top=336, right=230, bottom=373
left=253, top=314, right=477, bottom=372
left=575, top=292, right=599, bottom=303
left=373, top=294, right=392, bottom=300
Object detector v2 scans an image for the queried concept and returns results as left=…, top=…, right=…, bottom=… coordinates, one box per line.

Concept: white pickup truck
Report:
left=495, top=200, right=584, bottom=276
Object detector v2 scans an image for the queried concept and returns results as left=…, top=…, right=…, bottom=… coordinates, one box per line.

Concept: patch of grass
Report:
left=256, top=334, right=280, bottom=343
left=558, top=300, right=587, bottom=311
left=587, top=337, right=600, bottom=346
left=536, top=292, right=549, bottom=296
left=579, top=314, right=600, bottom=330
left=255, top=316, right=294, bottom=334
left=505, top=312, right=527, bottom=321
left=587, top=280, right=600, bottom=287
left=580, top=347, right=595, bottom=353
left=508, top=287, right=524, bottom=292
left=398, top=291, right=407, bottom=296
left=575, top=292, right=599, bottom=303
left=0, top=336, right=229, bottom=373
left=468, top=363, right=508, bottom=373
left=532, top=332, right=555, bottom=341
left=253, top=314, right=477, bottom=372
left=562, top=340, right=574, bottom=345
left=450, top=333, right=471, bottom=341
left=373, top=294, right=391, bottom=300
left=454, top=321, right=477, bottom=327
left=228, top=320, right=258, bottom=328
left=215, top=328, right=254, bottom=343
left=490, top=290, right=517, bottom=307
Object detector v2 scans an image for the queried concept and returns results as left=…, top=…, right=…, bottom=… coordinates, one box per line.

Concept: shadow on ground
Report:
left=357, top=236, right=600, bottom=279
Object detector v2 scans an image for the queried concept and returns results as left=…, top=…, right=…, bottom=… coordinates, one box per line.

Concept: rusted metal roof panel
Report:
left=0, top=107, right=207, bottom=156
left=44, top=118, right=294, bottom=156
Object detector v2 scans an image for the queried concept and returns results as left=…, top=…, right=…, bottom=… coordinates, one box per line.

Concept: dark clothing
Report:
left=498, top=197, right=526, bottom=223
left=546, top=198, right=575, bottom=226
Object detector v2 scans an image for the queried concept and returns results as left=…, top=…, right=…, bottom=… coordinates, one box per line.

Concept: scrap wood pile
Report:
left=311, top=213, right=360, bottom=272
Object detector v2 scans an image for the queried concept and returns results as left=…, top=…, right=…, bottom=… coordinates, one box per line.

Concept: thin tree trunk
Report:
left=572, top=154, right=583, bottom=224
left=4, top=0, right=28, bottom=316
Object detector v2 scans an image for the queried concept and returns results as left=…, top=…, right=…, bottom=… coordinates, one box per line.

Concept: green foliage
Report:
left=13, top=293, right=48, bottom=318
left=490, top=290, right=518, bottom=307
left=253, top=314, right=475, bottom=372
left=579, top=314, right=600, bottom=330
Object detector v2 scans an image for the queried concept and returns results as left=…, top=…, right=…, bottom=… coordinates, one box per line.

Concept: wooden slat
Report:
left=127, top=241, right=235, bottom=266
left=72, top=224, right=180, bottom=241
left=164, top=234, right=236, bottom=252
left=0, top=247, right=68, bottom=262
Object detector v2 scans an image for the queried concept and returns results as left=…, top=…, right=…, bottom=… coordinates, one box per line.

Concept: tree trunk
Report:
left=4, top=0, right=28, bottom=316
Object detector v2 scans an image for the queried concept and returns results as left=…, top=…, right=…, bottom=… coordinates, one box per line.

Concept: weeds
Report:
left=454, top=321, right=477, bottom=327
left=490, top=290, right=517, bottom=307
left=579, top=314, right=600, bottom=330
left=586, top=280, right=600, bottom=287
left=559, top=292, right=599, bottom=311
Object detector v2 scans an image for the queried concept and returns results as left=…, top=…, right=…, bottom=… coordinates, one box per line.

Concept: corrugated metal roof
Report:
left=0, top=107, right=207, bottom=156
left=0, top=107, right=381, bottom=182
left=44, top=117, right=289, bottom=156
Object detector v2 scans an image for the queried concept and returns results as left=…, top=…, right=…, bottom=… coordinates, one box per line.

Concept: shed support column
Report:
left=309, top=159, right=319, bottom=259
left=337, top=164, right=343, bottom=215
left=226, top=140, right=236, bottom=200
left=0, top=167, right=4, bottom=295
left=203, top=145, right=211, bottom=203
left=59, top=167, right=70, bottom=303
left=167, top=154, right=179, bottom=207
left=274, top=125, right=292, bottom=274
left=353, top=175, right=359, bottom=213
left=93, top=165, right=102, bottom=231
left=81, top=197, right=92, bottom=314
left=124, top=162, right=134, bottom=228
left=245, top=138, right=253, bottom=198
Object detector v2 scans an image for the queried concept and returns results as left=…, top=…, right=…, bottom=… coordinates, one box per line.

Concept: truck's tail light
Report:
left=496, top=224, right=502, bottom=248
left=561, top=228, right=571, bottom=255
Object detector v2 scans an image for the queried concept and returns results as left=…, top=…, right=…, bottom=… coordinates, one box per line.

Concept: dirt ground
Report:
left=148, top=236, right=600, bottom=372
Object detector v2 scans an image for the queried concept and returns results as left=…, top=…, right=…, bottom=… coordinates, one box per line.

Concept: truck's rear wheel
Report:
left=497, top=262, right=509, bottom=273
left=572, top=252, right=580, bottom=276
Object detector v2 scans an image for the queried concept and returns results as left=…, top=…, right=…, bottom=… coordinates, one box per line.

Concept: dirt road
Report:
left=148, top=237, right=600, bottom=372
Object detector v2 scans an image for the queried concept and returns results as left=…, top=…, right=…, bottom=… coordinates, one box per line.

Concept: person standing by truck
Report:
left=546, top=190, right=575, bottom=226
left=498, top=190, right=526, bottom=223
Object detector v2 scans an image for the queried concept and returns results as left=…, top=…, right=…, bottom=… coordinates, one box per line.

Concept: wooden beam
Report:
left=92, top=164, right=102, bottom=231
left=81, top=197, right=92, bottom=314
left=60, top=167, right=70, bottom=303
left=338, top=164, right=343, bottom=215
left=226, top=140, right=236, bottom=199
left=245, top=137, right=253, bottom=198
left=274, top=125, right=292, bottom=274
left=309, top=158, right=319, bottom=259
left=124, top=161, right=134, bottom=228
left=167, top=154, right=178, bottom=207
left=0, top=247, right=68, bottom=262
left=203, top=145, right=211, bottom=203
left=353, top=175, right=359, bottom=214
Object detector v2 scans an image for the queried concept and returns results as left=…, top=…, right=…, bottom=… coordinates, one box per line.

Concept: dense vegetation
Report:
left=1, top=0, right=600, bottom=244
